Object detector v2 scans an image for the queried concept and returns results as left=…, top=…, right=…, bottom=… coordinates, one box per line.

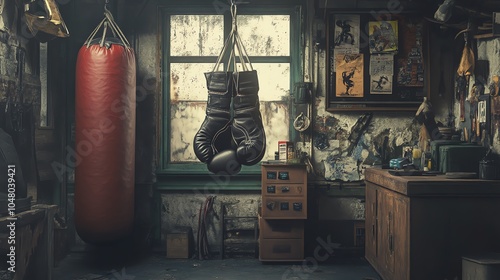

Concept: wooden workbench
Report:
left=364, top=168, right=500, bottom=280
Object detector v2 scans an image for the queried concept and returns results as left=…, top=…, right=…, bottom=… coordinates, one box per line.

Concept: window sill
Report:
left=155, top=163, right=262, bottom=191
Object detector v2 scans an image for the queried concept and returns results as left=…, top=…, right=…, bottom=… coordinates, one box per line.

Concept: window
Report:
left=161, top=5, right=301, bottom=172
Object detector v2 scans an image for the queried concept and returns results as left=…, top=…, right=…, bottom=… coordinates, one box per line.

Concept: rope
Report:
left=83, top=5, right=131, bottom=49
left=211, top=1, right=252, bottom=73
left=197, top=196, right=216, bottom=260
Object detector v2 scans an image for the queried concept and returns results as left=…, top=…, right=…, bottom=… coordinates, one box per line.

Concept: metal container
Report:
left=463, top=253, right=500, bottom=280
left=479, top=159, right=498, bottom=180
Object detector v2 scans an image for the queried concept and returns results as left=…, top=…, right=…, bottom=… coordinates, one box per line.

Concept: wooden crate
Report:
left=166, top=228, right=192, bottom=259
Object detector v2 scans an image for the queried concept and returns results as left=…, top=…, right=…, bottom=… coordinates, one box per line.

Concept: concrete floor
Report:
left=53, top=250, right=381, bottom=280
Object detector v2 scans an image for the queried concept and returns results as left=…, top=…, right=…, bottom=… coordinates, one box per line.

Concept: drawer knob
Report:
left=266, top=202, right=275, bottom=211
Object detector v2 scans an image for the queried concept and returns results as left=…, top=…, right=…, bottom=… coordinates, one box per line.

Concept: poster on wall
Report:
left=332, top=14, right=360, bottom=70
left=368, top=20, right=398, bottom=54
left=370, top=75, right=393, bottom=94
left=396, top=21, right=424, bottom=87
left=335, top=54, right=364, bottom=97
left=370, top=54, right=394, bottom=94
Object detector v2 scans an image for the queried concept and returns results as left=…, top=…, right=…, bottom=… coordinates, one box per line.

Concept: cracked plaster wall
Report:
left=309, top=47, right=425, bottom=182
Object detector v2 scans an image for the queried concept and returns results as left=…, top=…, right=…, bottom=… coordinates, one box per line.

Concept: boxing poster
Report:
left=370, top=54, right=394, bottom=94
left=368, top=20, right=398, bottom=54
left=335, top=53, right=364, bottom=97
left=332, top=14, right=360, bottom=70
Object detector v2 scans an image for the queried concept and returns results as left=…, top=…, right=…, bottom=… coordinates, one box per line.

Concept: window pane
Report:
left=237, top=63, right=290, bottom=101
left=170, top=15, right=224, bottom=56
left=170, top=63, right=215, bottom=101
left=261, top=101, right=289, bottom=160
left=170, top=101, right=206, bottom=162
left=237, top=15, right=290, bottom=56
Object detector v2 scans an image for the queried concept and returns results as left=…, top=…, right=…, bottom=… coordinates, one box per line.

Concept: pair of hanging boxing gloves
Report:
left=193, top=70, right=266, bottom=175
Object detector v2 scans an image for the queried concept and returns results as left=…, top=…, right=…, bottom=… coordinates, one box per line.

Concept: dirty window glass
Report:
left=237, top=15, right=290, bottom=56
left=170, top=63, right=214, bottom=101
left=170, top=15, right=224, bottom=56
left=167, top=12, right=292, bottom=165
left=238, top=63, right=290, bottom=102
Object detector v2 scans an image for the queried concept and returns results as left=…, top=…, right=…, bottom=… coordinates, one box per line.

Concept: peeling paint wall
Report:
left=312, top=100, right=419, bottom=181
left=309, top=45, right=422, bottom=181
left=0, top=2, right=44, bottom=202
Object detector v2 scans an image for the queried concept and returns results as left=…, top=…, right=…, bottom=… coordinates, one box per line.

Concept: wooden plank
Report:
left=365, top=183, right=378, bottom=263
left=393, top=194, right=410, bottom=280
left=14, top=216, right=44, bottom=280
left=0, top=209, right=45, bottom=228
left=33, top=205, right=58, bottom=280
left=365, top=168, right=500, bottom=196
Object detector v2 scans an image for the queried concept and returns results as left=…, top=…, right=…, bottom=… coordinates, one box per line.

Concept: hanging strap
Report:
left=211, top=1, right=253, bottom=73
left=84, top=6, right=131, bottom=49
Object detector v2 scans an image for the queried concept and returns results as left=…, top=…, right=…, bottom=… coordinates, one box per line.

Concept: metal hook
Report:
left=104, top=0, right=110, bottom=13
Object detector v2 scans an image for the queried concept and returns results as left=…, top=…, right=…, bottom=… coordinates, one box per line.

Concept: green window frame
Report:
left=157, top=3, right=303, bottom=189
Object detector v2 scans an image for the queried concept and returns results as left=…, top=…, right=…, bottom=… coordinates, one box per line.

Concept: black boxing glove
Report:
left=193, top=72, right=234, bottom=164
left=231, top=70, right=266, bottom=165
left=207, top=149, right=241, bottom=175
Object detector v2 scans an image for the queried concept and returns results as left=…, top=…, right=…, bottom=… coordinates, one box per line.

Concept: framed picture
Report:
left=326, top=12, right=430, bottom=112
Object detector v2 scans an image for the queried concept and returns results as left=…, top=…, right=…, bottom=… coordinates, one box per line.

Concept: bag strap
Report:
left=84, top=7, right=131, bottom=49
left=211, top=2, right=253, bottom=73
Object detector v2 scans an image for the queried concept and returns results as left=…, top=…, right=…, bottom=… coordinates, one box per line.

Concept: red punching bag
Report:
left=75, top=11, right=136, bottom=244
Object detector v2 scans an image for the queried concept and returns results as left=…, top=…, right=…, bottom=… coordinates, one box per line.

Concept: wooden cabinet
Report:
left=365, top=168, right=500, bottom=280
left=259, top=163, right=307, bottom=261
left=260, top=164, right=307, bottom=220
left=366, top=182, right=409, bottom=280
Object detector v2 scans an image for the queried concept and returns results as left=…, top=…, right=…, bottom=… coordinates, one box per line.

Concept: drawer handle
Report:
left=389, top=234, right=393, bottom=252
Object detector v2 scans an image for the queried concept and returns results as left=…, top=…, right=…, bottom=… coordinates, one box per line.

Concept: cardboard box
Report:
left=278, top=141, right=294, bottom=161
left=166, top=228, right=192, bottom=259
